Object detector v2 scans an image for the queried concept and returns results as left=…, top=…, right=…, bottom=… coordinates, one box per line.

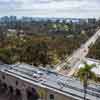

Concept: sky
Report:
left=0, top=0, right=100, bottom=18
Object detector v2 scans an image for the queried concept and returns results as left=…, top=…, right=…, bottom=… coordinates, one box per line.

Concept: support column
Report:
left=21, top=86, right=27, bottom=100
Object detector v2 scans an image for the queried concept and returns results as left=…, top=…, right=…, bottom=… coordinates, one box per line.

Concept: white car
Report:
left=32, top=73, right=40, bottom=78
left=36, top=70, right=44, bottom=75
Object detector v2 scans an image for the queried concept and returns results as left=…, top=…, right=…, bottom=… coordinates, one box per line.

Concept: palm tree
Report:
left=77, top=62, right=97, bottom=100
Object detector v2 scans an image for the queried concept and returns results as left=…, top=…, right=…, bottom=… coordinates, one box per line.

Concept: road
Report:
left=56, top=29, right=100, bottom=75
left=1, top=64, right=100, bottom=100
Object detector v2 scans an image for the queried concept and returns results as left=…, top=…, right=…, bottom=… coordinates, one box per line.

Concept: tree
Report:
left=77, top=62, right=97, bottom=100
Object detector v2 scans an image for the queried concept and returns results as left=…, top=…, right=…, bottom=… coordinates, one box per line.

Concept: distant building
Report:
left=9, top=16, right=17, bottom=22
left=79, top=19, right=87, bottom=25
left=8, top=29, right=16, bottom=33
left=88, top=18, right=96, bottom=24
left=7, top=29, right=17, bottom=37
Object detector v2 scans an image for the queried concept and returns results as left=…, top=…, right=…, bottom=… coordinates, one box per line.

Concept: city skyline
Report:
left=0, top=0, right=100, bottom=18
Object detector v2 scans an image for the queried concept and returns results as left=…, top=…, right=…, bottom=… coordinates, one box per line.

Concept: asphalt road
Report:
left=56, top=29, right=100, bottom=73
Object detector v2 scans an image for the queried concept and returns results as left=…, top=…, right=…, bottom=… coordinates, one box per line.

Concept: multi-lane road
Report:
left=56, top=29, right=100, bottom=75
left=1, top=64, right=100, bottom=100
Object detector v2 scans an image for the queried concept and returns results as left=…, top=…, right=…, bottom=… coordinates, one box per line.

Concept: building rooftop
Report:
left=0, top=63, right=100, bottom=100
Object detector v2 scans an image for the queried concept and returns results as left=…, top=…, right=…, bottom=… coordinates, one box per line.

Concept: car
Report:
left=32, top=73, right=40, bottom=78
left=36, top=70, right=44, bottom=75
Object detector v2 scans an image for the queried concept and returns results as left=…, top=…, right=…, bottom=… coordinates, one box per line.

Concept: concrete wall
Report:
left=46, top=89, right=74, bottom=100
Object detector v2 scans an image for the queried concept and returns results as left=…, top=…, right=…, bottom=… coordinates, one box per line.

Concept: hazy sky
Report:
left=0, top=0, right=100, bottom=18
